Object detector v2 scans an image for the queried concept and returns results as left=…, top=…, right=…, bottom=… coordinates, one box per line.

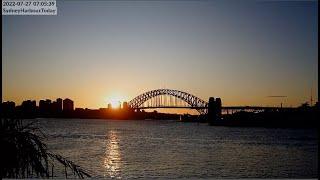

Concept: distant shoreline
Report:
left=25, top=113, right=318, bottom=130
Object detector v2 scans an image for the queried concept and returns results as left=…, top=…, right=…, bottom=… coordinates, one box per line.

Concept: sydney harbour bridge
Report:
left=128, top=89, right=210, bottom=115
left=128, top=89, right=285, bottom=120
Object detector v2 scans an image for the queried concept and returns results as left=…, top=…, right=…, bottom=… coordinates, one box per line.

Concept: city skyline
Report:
left=2, top=1, right=318, bottom=110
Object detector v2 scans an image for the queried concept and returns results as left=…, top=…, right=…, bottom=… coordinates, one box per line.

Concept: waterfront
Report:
left=34, top=118, right=318, bottom=178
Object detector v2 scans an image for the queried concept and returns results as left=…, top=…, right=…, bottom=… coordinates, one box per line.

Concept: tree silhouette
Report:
left=1, top=118, right=91, bottom=178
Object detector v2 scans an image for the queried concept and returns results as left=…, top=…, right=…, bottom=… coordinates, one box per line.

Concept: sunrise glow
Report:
left=110, top=100, right=121, bottom=109
left=107, top=93, right=128, bottom=109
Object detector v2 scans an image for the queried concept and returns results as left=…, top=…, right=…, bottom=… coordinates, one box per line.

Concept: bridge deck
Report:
left=135, top=106, right=294, bottom=110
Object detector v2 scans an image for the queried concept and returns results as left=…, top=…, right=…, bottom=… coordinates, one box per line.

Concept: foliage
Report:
left=1, top=118, right=91, bottom=178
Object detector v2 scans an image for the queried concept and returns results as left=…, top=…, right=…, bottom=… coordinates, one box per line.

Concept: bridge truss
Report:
left=128, top=89, right=209, bottom=115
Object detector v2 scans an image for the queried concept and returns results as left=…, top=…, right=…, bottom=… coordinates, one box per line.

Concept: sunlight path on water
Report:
left=104, top=130, right=122, bottom=178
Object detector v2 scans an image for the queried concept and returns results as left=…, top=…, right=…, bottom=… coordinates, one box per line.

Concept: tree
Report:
left=1, top=118, right=91, bottom=178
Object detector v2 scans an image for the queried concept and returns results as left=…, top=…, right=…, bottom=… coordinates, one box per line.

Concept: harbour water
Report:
left=34, top=118, right=318, bottom=178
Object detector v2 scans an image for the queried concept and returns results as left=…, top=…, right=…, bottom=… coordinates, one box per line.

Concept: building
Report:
left=20, top=100, right=37, bottom=117
left=56, top=98, right=63, bottom=112
left=63, top=98, right=74, bottom=111
left=39, top=99, right=51, bottom=114
left=2, top=101, right=15, bottom=110
left=21, top=100, right=36, bottom=110
left=122, top=102, right=129, bottom=110
left=51, top=98, right=63, bottom=113
left=2, top=101, right=16, bottom=116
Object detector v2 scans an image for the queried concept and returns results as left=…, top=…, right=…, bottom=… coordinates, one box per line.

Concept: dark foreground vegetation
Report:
left=0, top=118, right=91, bottom=178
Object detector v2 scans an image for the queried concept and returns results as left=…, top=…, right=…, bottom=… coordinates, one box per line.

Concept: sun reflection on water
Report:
left=104, top=130, right=121, bottom=178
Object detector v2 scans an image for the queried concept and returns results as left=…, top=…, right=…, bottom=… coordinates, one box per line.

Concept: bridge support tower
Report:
left=207, top=97, right=222, bottom=125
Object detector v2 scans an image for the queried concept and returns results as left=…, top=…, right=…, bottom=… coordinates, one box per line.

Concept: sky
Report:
left=2, top=0, right=318, bottom=110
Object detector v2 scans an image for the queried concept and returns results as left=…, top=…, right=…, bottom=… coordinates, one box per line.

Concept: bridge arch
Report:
left=128, top=89, right=208, bottom=115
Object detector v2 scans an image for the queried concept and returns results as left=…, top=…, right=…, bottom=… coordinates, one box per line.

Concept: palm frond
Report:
left=1, top=118, right=91, bottom=178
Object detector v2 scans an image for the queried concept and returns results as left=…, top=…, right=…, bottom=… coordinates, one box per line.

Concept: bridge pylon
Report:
left=207, top=97, right=222, bottom=125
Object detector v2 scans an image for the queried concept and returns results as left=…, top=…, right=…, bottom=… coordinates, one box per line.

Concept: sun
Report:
left=110, top=100, right=121, bottom=109
left=106, top=93, right=127, bottom=109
